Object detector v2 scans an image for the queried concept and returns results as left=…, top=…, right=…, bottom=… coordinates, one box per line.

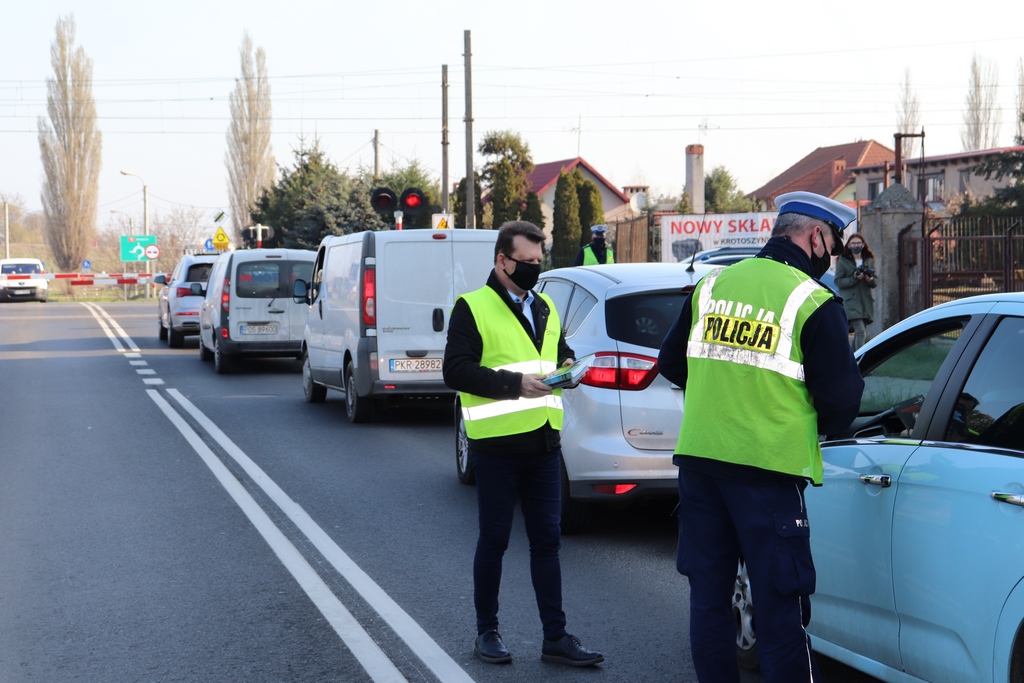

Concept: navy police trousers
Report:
left=677, top=467, right=818, bottom=683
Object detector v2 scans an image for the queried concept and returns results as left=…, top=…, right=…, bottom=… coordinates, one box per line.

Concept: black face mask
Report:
left=504, top=256, right=541, bottom=291
left=811, top=241, right=832, bottom=279
left=592, top=237, right=605, bottom=247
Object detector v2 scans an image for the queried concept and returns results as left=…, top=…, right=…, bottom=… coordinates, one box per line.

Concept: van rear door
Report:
left=374, top=230, right=495, bottom=384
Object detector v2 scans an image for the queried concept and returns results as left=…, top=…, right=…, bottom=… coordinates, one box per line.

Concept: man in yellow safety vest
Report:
left=443, top=220, right=604, bottom=668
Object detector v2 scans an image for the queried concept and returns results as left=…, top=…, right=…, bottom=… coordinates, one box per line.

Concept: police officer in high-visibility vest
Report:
left=443, top=221, right=604, bottom=668
left=658, top=192, right=864, bottom=683
left=573, top=224, right=614, bottom=266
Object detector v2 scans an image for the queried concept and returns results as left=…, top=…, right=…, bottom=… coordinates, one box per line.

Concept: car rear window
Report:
left=236, top=260, right=314, bottom=298
left=605, top=291, right=688, bottom=348
left=185, top=263, right=214, bottom=283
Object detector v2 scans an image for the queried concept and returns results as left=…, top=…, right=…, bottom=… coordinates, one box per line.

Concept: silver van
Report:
left=198, top=248, right=316, bottom=373
left=294, top=229, right=498, bottom=422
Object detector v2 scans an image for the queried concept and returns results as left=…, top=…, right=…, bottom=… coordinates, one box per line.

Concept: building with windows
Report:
left=525, top=157, right=632, bottom=242
left=849, top=145, right=1024, bottom=207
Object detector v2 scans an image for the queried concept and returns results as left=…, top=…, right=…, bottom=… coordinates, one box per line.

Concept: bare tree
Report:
left=961, top=53, right=1001, bottom=152
left=225, top=32, right=275, bottom=241
left=150, top=206, right=210, bottom=274
left=896, top=68, right=921, bottom=158
left=37, top=14, right=102, bottom=272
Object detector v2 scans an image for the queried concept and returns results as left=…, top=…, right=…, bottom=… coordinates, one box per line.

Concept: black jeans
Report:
left=471, top=448, right=567, bottom=640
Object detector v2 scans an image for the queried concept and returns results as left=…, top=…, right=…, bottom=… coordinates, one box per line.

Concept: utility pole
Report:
left=463, top=30, right=475, bottom=229
left=373, top=130, right=381, bottom=181
left=3, top=200, right=8, bottom=260
left=442, top=65, right=450, bottom=214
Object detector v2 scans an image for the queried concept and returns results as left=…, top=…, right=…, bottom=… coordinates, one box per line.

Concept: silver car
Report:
left=456, top=262, right=724, bottom=533
left=155, top=253, right=218, bottom=347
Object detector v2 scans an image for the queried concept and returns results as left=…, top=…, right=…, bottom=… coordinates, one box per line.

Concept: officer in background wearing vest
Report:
left=443, top=221, right=604, bottom=668
left=572, top=224, right=614, bottom=266
left=657, top=192, right=864, bottom=683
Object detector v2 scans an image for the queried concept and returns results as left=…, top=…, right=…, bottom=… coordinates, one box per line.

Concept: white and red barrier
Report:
left=0, top=272, right=160, bottom=286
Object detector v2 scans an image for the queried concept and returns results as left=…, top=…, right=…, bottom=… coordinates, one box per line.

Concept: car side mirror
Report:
left=190, top=283, right=205, bottom=296
left=293, top=279, right=309, bottom=304
left=154, top=274, right=167, bottom=285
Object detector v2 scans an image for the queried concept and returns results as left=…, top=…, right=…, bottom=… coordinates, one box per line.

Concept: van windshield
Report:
left=1, top=263, right=42, bottom=275
left=236, top=260, right=314, bottom=298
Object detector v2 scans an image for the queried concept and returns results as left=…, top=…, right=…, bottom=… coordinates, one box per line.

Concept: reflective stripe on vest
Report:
left=686, top=267, right=824, bottom=381
left=462, top=394, right=564, bottom=421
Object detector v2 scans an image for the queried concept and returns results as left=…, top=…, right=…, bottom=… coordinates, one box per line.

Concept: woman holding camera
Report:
left=835, top=233, right=877, bottom=350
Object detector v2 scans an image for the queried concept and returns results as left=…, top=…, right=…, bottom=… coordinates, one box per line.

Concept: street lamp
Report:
left=120, top=170, right=150, bottom=296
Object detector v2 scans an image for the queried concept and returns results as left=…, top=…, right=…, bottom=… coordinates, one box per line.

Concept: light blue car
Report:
left=735, top=292, right=1024, bottom=682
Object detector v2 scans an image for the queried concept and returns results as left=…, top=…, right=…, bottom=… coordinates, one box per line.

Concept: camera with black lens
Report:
left=854, top=264, right=875, bottom=278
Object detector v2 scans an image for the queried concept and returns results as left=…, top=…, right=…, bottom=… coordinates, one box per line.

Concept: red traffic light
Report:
left=400, top=188, right=426, bottom=213
left=370, top=187, right=398, bottom=213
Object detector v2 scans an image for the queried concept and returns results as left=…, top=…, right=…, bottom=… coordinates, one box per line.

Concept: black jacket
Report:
left=657, top=236, right=864, bottom=484
left=443, top=270, right=575, bottom=455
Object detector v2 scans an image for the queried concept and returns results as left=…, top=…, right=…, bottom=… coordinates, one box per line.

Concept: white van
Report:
left=198, top=248, right=316, bottom=373
left=294, top=229, right=498, bottom=422
left=0, top=258, right=48, bottom=302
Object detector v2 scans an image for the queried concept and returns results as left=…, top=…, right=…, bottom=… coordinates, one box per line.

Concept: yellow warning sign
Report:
left=212, top=227, right=231, bottom=249
left=432, top=213, right=454, bottom=229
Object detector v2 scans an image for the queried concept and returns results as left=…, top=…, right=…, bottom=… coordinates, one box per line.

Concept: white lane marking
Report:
left=125, top=353, right=141, bottom=359
left=167, top=388, right=474, bottom=683
left=143, top=378, right=164, bottom=385
left=130, top=361, right=148, bottom=366
left=80, top=302, right=125, bottom=352
left=80, top=303, right=140, bottom=352
left=146, top=390, right=408, bottom=683
left=136, top=369, right=157, bottom=375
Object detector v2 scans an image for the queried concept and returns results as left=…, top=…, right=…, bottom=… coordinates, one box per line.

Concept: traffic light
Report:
left=399, top=188, right=426, bottom=215
left=370, top=187, right=398, bottom=214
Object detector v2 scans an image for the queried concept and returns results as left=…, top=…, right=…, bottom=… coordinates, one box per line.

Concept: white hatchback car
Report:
left=456, top=262, right=725, bottom=533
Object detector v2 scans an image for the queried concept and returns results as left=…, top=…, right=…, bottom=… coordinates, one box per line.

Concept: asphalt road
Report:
left=0, top=302, right=881, bottom=682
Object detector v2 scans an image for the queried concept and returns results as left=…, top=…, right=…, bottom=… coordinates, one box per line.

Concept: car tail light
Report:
left=593, top=483, right=638, bottom=495
left=363, top=269, right=376, bottom=325
left=221, top=277, right=231, bottom=313
left=579, top=352, right=658, bottom=391
left=175, top=286, right=191, bottom=298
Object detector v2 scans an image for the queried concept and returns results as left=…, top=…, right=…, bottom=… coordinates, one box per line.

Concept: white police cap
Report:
left=590, top=224, right=608, bottom=234
left=774, top=191, right=856, bottom=231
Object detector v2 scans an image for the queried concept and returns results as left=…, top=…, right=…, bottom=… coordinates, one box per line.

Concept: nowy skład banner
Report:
left=661, top=213, right=777, bottom=262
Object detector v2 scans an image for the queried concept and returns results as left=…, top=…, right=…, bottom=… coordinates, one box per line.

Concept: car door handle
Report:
left=433, top=307, right=444, bottom=332
left=859, top=474, right=891, bottom=488
left=991, top=492, right=1024, bottom=507
left=268, top=308, right=285, bottom=314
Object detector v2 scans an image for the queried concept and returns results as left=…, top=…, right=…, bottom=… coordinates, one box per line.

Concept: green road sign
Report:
left=120, top=235, right=158, bottom=262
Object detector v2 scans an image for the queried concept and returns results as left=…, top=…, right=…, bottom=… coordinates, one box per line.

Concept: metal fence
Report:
left=900, top=215, right=1024, bottom=318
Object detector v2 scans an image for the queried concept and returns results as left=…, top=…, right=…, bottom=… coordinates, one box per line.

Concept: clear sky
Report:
left=3, top=0, right=1022, bottom=230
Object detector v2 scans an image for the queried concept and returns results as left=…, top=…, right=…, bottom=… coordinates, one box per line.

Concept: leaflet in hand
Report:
left=540, top=354, right=594, bottom=389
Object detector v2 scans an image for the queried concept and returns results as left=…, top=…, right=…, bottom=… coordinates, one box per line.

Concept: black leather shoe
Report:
left=541, top=633, right=604, bottom=666
left=474, top=630, right=512, bottom=664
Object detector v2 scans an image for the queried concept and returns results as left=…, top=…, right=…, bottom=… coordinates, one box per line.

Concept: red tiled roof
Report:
left=748, top=141, right=894, bottom=203
left=526, top=157, right=630, bottom=203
